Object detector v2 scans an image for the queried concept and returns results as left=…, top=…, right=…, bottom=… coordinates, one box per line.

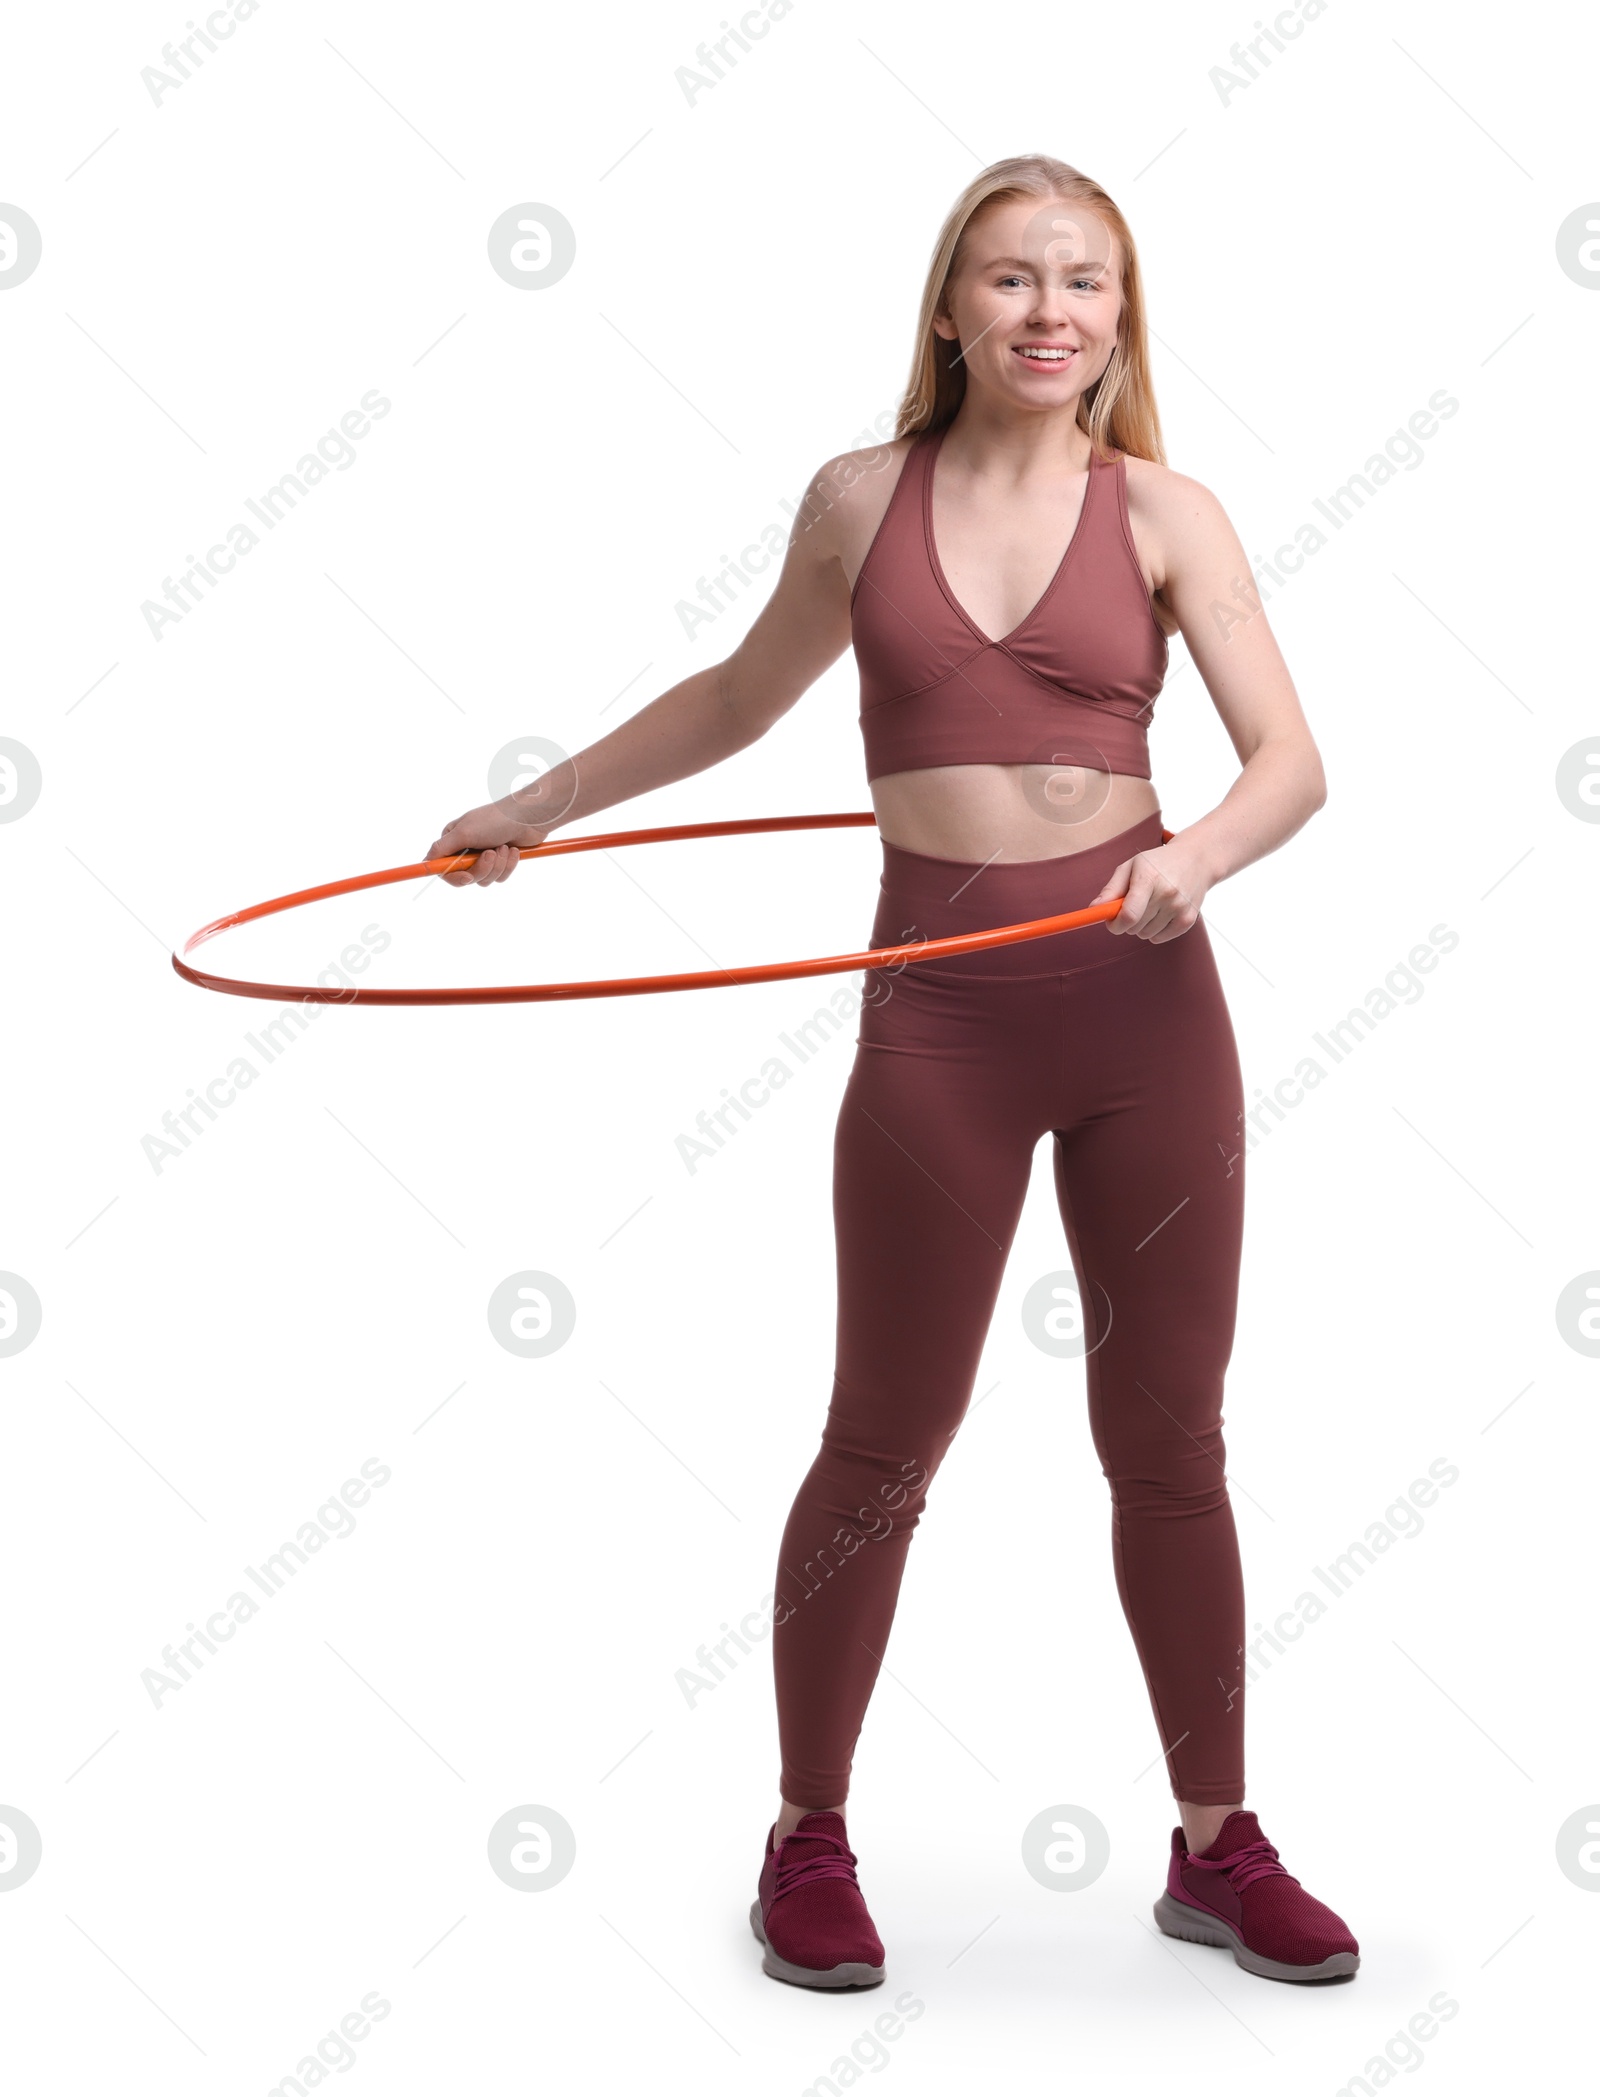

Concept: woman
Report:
left=427, top=154, right=1359, bottom=1993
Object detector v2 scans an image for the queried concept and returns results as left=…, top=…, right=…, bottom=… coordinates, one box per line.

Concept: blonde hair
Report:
left=894, top=154, right=1165, bottom=464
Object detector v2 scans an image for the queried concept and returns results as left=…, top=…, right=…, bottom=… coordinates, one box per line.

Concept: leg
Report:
left=1049, top=920, right=1248, bottom=1806
left=771, top=969, right=1044, bottom=1810
left=775, top=1794, right=847, bottom=1841
left=1178, top=1800, right=1244, bottom=1851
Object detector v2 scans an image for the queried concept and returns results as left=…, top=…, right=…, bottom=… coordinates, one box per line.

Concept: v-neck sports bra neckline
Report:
left=921, top=421, right=1105, bottom=651
left=848, top=421, right=1170, bottom=785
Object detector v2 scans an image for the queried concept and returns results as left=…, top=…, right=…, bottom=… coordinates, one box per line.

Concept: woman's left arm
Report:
left=1093, top=464, right=1327, bottom=942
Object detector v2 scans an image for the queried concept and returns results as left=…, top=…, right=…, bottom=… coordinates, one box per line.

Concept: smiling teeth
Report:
left=1019, top=347, right=1071, bottom=359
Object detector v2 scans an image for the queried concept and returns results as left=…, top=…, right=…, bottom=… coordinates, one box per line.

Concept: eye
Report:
left=996, top=272, right=1105, bottom=293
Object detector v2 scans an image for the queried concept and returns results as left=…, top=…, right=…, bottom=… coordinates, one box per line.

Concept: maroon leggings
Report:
left=771, top=811, right=1247, bottom=1808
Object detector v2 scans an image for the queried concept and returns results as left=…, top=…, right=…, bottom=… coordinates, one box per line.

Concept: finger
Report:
left=1149, top=903, right=1198, bottom=944
left=1125, top=877, right=1169, bottom=937
left=1144, top=883, right=1200, bottom=941
left=1110, top=872, right=1151, bottom=934
left=1143, top=890, right=1186, bottom=940
left=1088, top=856, right=1134, bottom=909
left=427, top=834, right=470, bottom=884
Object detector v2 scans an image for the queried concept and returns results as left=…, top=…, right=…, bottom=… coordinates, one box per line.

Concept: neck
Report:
left=936, top=402, right=1095, bottom=479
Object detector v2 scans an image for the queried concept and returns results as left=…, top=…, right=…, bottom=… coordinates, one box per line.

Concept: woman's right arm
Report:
left=425, top=454, right=864, bottom=886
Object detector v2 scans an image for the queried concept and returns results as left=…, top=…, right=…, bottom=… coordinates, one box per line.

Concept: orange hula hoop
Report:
left=171, top=812, right=1175, bottom=1008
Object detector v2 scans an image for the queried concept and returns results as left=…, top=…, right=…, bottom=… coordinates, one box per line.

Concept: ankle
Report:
left=1178, top=1800, right=1244, bottom=1854
left=775, top=1796, right=847, bottom=1843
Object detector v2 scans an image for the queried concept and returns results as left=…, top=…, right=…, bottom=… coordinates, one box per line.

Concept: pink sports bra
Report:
left=850, top=423, right=1168, bottom=783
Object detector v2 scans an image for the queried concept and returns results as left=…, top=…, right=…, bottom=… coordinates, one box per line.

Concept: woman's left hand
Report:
left=1089, top=838, right=1211, bottom=943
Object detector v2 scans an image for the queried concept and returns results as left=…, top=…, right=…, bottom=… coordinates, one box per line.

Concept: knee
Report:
left=811, top=1431, right=940, bottom=1545
left=1101, top=1411, right=1232, bottom=1518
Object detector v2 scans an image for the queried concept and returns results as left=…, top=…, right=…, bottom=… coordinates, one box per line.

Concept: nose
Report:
left=1024, top=282, right=1078, bottom=325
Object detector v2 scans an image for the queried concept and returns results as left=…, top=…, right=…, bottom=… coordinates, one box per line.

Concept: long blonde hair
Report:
left=895, top=154, right=1165, bottom=464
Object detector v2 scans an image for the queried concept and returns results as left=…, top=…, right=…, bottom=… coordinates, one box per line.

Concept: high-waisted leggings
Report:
left=771, top=810, right=1247, bottom=1809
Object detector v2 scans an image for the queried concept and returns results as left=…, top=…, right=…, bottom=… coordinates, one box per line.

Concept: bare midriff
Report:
left=870, top=762, right=1160, bottom=863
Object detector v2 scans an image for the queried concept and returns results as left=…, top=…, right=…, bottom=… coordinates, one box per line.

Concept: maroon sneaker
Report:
left=749, top=1811, right=886, bottom=1988
left=1153, top=1810, right=1359, bottom=1982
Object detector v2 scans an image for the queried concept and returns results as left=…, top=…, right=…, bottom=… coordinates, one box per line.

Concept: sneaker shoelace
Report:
left=769, top=1828, right=862, bottom=1912
left=1186, top=1833, right=1299, bottom=1896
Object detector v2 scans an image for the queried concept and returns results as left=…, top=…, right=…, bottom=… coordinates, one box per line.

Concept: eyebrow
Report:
left=980, top=253, right=1109, bottom=275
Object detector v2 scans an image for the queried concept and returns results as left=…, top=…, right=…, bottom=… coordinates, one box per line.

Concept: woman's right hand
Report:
left=424, top=800, right=551, bottom=888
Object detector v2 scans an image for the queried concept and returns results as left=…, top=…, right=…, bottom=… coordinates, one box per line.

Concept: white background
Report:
left=2, top=1, right=1596, bottom=2091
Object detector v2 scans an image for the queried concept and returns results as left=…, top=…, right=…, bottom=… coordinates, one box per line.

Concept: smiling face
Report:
left=931, top=193, right=1124, bottom=417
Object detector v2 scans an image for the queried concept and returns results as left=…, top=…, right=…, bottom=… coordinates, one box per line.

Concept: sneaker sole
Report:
left=1153, top=1891, right=1359, bottom=1982
left=748, top=1899, right=885, bottom=1989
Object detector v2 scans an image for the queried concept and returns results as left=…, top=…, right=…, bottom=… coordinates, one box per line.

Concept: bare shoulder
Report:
left=1121, top=454, right=1233, bottom=530
left=1121, top=455, right=1241, bottom=591
left=791, top=434, right=919, bottom=593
